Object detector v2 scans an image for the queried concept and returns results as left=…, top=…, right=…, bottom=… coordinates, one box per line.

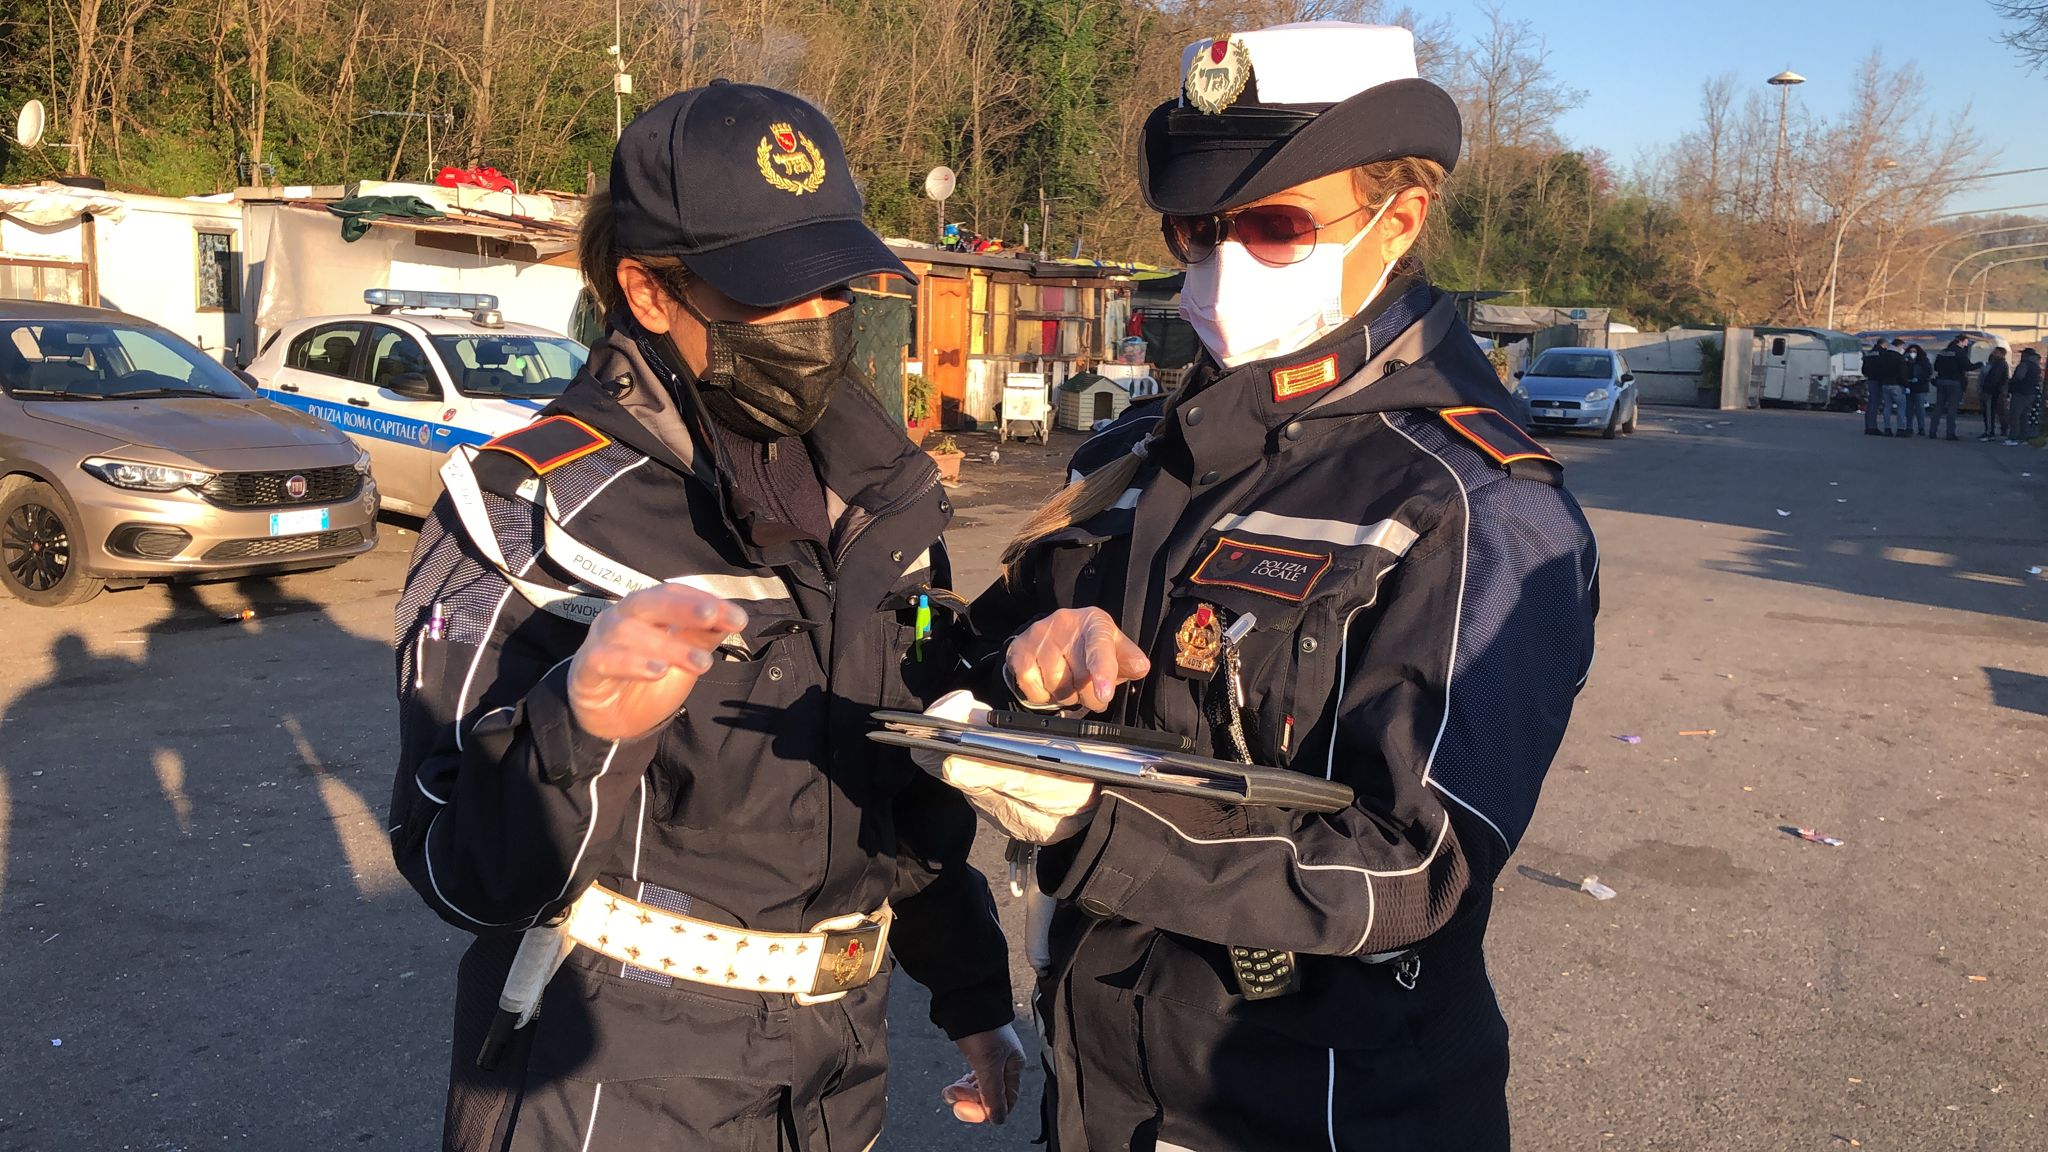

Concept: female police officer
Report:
left=388, top=82, right=1022, bottom=1149
left=956, top=24, right=1599, bottom=1151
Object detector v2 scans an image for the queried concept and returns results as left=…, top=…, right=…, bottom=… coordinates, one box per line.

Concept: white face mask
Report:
left=1178, top=197, right=1399, bottom=369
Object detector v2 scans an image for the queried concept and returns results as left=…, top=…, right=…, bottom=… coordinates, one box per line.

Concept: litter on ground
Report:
left=1580, top=877, right=1618, bottom=901
left=1613, top=734, right=1641, bottom=744
left=1678, top=729, right=1718, bottom=737
left=1781, top=826, right=1844, bottom=846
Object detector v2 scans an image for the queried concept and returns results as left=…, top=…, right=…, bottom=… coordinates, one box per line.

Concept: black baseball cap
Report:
left=610, top=81, right=912, bottom=309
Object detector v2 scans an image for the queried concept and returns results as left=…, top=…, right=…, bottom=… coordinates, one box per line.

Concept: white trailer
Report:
left=1749, top=327, right=1861, bottom=409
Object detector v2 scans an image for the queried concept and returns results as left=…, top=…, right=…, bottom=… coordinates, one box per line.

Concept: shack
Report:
left=888, top=242, right=1138, bottom=429
left=1, top=182, right=254, bottom=364
left=238, top=181, right=587, bottom=347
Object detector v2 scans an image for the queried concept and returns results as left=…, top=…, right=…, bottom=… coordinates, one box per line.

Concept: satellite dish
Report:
left=15, top=100, right=46, bottom=149
left=924, top=166, right=956, bottom=202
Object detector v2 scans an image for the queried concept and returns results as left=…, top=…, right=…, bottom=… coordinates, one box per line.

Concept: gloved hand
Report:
left=943, top=1023, right=1026, bottom=1124
left=1005, top=607, right=1150, bottom=712
left=568, top=585, right=748, bottom=741
left=913, top=691, right=1098, bottom=844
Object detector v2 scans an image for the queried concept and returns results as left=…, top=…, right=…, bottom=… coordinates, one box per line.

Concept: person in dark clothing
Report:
left=1930, top=336, right=1970, bottom=440
left=1877, top=338, right=1909, bottom=436
left=1903, top=344, right=1932, bottom=437
left=2008, top=347, right=2043, bottom=444
left=1978, top=346, right=2010, bottom=441
left=1861, top=341, right=1886, bottom=435
left=387, top=82, right=1024, bottom=1151
left=938, top=23, right=1597, bottom=1152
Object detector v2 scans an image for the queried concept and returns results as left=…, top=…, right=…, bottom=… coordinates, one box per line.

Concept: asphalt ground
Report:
left=0, top=408, right=2042, bottom=1150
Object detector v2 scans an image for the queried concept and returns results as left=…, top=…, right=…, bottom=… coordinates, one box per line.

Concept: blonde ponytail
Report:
left=999, top=447, right=1147, bottom=582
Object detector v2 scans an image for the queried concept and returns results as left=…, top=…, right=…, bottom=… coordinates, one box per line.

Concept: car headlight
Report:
left=352, top=445, right=373, bottom=475
left=82, top=457, right=215, bottom=492
left=1584, top=388, right=1610, bottom=402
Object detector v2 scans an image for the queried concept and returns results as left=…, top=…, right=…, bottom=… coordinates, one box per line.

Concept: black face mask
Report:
left=686, top=303, right=856, bottom=441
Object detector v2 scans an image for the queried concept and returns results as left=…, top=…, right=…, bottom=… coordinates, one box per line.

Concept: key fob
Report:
left=1227, top=946, right=1301, bottom=1000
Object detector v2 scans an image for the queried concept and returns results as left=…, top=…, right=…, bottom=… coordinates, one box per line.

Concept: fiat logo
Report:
left=285, top=474, right=308, bottom=499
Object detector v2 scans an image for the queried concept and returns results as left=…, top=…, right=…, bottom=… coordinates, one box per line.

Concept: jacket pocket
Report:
left=655, top=623, right=827, bottom=834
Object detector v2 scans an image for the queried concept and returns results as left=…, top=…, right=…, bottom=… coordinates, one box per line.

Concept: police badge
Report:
left=1184, top=37, right=1251, bottom=115
left=1176, top=603, right=1223, bottom=676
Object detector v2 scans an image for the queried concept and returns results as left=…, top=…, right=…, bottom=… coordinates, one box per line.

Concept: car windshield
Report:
left=432, top=334, right=587, bottom=398
left=0, top=320, right=253, bottom=400
left=1529, top=352, right=1613, bottom=380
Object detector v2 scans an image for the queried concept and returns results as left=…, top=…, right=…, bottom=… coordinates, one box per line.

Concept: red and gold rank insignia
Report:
left=1176, top=602, right=1224, bottom=676
left=758, top=121, right=827, bottom=195
left=1185, top=37, right=1251, bottom=115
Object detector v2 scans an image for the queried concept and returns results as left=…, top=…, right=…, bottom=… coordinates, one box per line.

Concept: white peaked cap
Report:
left=1177, top=23, right=1420, bottom=109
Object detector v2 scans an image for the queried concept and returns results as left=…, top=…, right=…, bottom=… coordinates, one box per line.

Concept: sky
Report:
left=1436, top=0, right=2048, bottom=217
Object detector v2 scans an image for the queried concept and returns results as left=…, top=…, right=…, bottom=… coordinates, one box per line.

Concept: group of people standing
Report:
left=1861, top=335, right=2042, bottom=443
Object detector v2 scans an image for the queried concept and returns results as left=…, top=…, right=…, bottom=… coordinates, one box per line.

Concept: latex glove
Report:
left=568, top=585, right=748, bottom=741
left=1005, top=607, right=1150, bottom=712
left=942, top=1023, right=1026, bottom=1124
left=914, top=691, right=1098, bottom=844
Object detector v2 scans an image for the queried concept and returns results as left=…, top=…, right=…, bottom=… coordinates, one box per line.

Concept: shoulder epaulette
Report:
left=481, top=415, right=611, bottom=474
left=1437, top=405, right=1562, bottom=486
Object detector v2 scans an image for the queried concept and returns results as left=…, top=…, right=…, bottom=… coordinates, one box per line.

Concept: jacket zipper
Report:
left=834, top=463, right=940, bottom=567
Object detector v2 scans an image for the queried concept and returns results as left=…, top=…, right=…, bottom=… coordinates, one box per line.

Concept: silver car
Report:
left=0, top=301, right=378, bottom=606
left=1515, top=347, right=1640, bottom=439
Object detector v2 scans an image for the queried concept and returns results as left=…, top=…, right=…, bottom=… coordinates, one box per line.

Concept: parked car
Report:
left=1516, top=347, right=1639, bottom=438
left=247, top=291, right=587, bottom=515
left=0, top=301, right=378, bottom=606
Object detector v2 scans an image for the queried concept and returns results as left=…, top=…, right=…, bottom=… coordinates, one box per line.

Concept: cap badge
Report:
left=758, top=122, right=826, bottom=195
left=1185, top=37, right=1251, bottom=115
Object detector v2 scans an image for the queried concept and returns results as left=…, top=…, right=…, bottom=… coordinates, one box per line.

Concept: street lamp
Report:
left=1824, top=157, right=1900, bottom=330
left=1942, top=239, right=2048, bottom=316
left=1964, top=247, right=2048, bottom=327
left=1767, top=70, right=1805, bottom=223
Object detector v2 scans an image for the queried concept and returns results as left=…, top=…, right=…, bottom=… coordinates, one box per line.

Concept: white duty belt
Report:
left=563, top=883, right=892, bottom=1006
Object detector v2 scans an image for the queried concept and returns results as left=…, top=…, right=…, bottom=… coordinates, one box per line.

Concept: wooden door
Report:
left=927, top=276, right=969, bottom=428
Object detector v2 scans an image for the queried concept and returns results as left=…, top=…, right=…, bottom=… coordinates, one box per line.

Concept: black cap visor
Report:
left=679, top=217, right=915, bottom=310
left=1141, top=78, right=1461, bottom=216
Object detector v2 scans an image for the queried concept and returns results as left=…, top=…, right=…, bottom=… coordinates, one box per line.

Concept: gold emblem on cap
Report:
left=1185, top=37, right=1251, bottom=115
left=757, top=122, right=827, bottom=195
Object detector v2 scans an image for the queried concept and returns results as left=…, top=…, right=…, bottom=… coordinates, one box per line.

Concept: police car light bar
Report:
left=364, top=289, right=501, bottom=311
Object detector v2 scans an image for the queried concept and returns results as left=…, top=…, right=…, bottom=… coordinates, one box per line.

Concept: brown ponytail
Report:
left=998, top=156, right=1445, bottom=584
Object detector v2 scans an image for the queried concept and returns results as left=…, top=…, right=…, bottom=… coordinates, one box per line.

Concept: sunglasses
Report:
left=1162, top=200, right=1373, bottom=267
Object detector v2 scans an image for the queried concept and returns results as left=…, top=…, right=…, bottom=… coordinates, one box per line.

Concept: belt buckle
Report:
left=796, top=911, right=889, bottom=1005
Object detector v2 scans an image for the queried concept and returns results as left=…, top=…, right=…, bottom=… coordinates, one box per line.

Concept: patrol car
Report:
left=247, top=291, right=587, bottom=515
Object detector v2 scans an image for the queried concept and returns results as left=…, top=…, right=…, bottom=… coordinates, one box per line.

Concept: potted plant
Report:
left=925, top=433, right=965, bottom=485
left=904, top=372, right=935, bottom=445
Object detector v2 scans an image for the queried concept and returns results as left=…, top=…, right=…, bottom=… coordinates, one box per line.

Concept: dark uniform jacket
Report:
left=1933, top=344, right=1971, bottom=385
left=2011, top=355, right=2041, bottom=394
left=389, top=330, right=1010, bottom=1152
left=971, top=283, right=1599, bottom=1152
left=1878, top=346, right=1908, bottom=390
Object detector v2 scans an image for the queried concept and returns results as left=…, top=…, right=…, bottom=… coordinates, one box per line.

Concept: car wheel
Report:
left=1601, top=407, right=1621, bottom=439
left=0, top=480, right=106, bottom=607
left=1623, top=400, right=1639, bottom=435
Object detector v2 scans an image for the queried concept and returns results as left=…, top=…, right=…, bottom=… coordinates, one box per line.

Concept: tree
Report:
left=1993, top=1, right=2048, bottom=68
